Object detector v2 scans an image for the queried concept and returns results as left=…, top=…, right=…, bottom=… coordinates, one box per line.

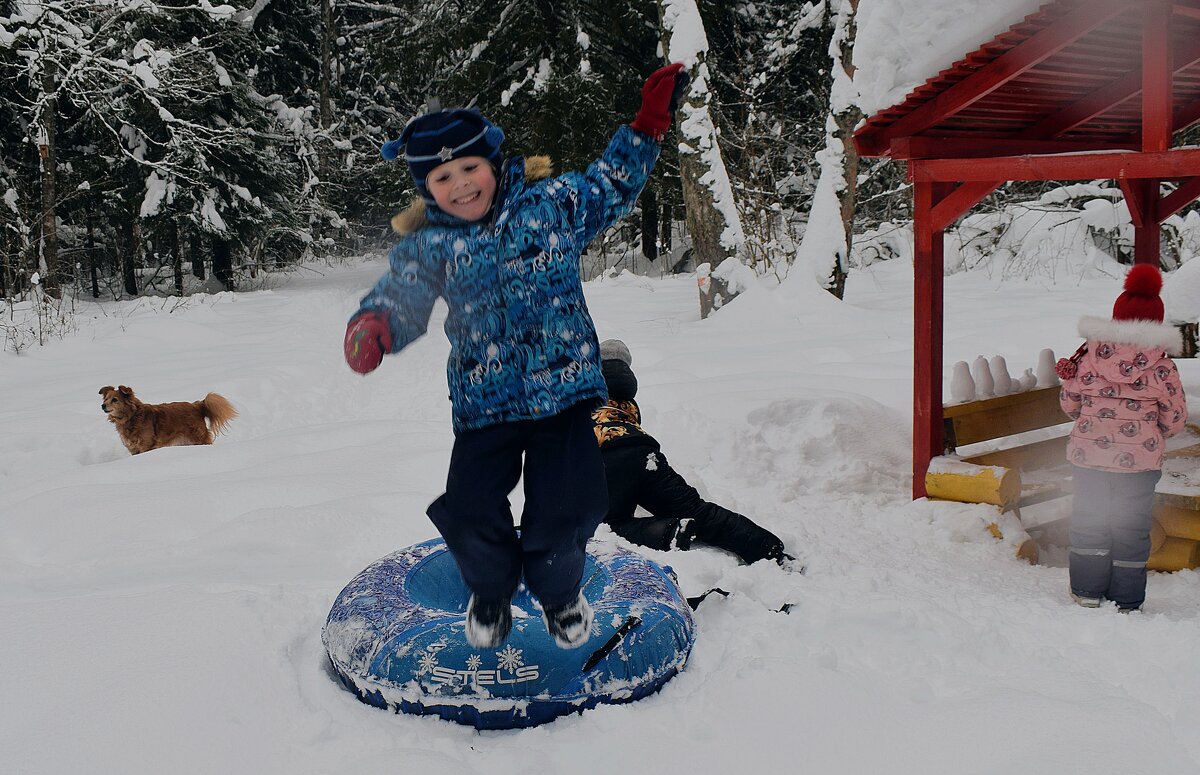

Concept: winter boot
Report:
left=1070, top=591, right=1103, bottom=608
left=541, top=591, right=594, bottom=649
left=465, top=594, right=513, bottom=649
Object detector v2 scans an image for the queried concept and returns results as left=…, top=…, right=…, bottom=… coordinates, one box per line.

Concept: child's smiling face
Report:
left=427, top=156, right=497, bottom=222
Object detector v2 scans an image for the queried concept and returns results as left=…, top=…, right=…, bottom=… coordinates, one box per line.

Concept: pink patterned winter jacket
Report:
left=1060, top=316, right=1187, bottom=472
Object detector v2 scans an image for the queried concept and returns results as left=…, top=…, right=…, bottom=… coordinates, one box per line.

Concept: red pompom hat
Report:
left=1111, top=264, right=1164, bottom=323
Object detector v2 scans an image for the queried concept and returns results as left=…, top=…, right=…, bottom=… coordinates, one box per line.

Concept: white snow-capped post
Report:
left=1017, top=368, right=1037, bottom=392
left=658, top=0, right=746, bottom=318
left=989, top=355, right=1012, bottom=395
left=971, top=355, right=994, bottom=398
left=1036, top=348, right=1060, bottom=387
left=950, top=361, right=975, bottom=404
left=794, top=0, right=861, bottom=300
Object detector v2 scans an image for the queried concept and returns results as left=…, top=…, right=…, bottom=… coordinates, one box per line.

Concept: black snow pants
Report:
left=427, top=401, right=608, bottom=608
left=601, top=442, right=783, bottom=564
left=1069, top=464, right=1161, bottom=610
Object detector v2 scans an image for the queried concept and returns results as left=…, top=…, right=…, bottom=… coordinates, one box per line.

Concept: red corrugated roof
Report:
left=855, top=0, right=1200, bottom=159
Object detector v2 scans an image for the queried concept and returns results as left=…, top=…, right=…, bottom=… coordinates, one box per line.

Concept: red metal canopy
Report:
left=852, top=0, right=1200, bottom=499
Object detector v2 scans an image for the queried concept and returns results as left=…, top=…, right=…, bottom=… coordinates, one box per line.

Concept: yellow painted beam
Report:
left=1153, top=504, right=1200, bottom=541
left=1148, top=536, right=1200, bottom=572
left=925, top=458, right=1021, bottom=510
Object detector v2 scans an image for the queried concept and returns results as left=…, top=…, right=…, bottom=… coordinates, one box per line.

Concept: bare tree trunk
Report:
left=661, top=201, right=673, bottom=253
left=122, top=216, right=139, bottom=297
left=38, top=67, right=61, bottom=298
left=191, top=230, right=205, bottom=281
left=319, top=0, right=334, bottom=183
left=212, top=237, right=234, bottom=291
left=86, top=204, right=99, bottom=299
left=828, top=0, right=861, bottom=300
left=678, top=151, right=732, bottom=268
left=171, top=219, right=183, bottom=295
left=641, top=187, right=658, bottom=261
left=0, top=229, right=9, bottom=298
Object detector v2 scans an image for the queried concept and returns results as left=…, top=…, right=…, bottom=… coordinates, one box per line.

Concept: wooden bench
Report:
left=1148, top=439, right=1200, bottom=570
left=935, top=389, right=1200, bottom=572
left=936, top=385, right=1073, bottom=511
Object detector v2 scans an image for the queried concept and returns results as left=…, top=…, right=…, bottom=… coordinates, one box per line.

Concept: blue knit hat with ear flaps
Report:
left=380, top=107, right=505, bottom=205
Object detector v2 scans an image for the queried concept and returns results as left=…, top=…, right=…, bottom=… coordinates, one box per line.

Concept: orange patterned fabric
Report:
left=592, top=399, right=651, bottom=447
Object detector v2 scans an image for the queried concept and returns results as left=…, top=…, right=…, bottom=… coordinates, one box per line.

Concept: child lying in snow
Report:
left=592, top=339, right=796, bottom=568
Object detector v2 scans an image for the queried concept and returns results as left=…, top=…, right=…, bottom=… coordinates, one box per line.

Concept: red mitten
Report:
left=344, top=312, right=392, bottom=374
left=630, top=62, right=689, bottom=140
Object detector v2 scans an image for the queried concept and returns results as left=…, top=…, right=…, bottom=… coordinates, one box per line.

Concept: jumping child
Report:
left=343, top=64, right=689, bottom=649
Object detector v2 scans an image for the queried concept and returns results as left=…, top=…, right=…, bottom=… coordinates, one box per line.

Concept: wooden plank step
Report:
left=1017, top=477, right=1073, bottom=509
left=962, top=435, right=1069, bottom=472
left=944, top=386, right=1070, bottom=448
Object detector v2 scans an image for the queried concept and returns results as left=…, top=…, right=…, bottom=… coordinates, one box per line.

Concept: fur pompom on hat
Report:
left=599, top=339, right=632, bottom=366
left=1112, top=264, right=1165, bottom=323
left=380, top=105, right=504, bottom=204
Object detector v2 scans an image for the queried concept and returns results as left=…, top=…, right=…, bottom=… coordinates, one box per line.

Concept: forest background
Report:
left=4, top=0, right=1200, bottom=347
left=0, top=0, right=841, bottom=307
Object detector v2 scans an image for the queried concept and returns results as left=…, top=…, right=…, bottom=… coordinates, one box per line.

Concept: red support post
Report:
left=911, top=171, right=948, bottom=499
left=1133, top=0, right=1168, bottom=274
left=1143, top=1, right=1173, bottom=153
left=1125, top=179, right=1161, bottom=265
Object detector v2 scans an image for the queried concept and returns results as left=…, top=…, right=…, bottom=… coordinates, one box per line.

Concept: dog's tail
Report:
left=202, top=393, right=237, bottom=436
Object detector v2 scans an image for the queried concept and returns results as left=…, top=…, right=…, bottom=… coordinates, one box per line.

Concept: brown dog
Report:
left=99, top=385, right=237, bottom=455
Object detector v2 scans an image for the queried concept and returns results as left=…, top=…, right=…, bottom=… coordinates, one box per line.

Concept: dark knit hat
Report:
left=380, top=107, right=504, bottom=204
left=1112, top=264, right=1165, bottom=323
left=599, top=339, right=632, bottom=366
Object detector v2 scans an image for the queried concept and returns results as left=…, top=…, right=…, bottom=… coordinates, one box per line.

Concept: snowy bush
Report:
left=851, top=183, right=1200, bottom=283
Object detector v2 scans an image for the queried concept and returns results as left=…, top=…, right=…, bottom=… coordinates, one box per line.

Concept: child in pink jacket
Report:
left=1059, top=264, right=1187, bottom=611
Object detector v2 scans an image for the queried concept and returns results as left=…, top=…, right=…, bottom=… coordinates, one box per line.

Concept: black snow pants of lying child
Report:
left=602, top=441, right=784, bottom=564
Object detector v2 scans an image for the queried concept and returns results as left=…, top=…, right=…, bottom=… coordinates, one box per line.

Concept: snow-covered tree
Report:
left=795, top=0, right=860, bottom=298
left=1, top=0, right=353, bottom=298
left=698, top=0, right=831, bottom=275
left=0, top=14, right=26, bottom=299
left=659, top=0, right=744, bottom=271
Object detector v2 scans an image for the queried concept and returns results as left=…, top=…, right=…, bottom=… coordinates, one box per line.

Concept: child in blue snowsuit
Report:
left=344, top=63, right=689, bottom=650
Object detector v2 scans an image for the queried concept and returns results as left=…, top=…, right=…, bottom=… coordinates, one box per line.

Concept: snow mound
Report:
left=733, top=395, right=910, bottom=500
left=1164, top=257, right=1200, bottom=323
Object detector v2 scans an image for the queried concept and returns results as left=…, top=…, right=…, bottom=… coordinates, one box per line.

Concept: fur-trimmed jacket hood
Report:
left=352, top=125, right=660, bottom=432
left=390, top=155, right=555, bottom=235
left=1077, top=315, right=1183, bottom=358
left=1059, top=315, right=1187, bottom=472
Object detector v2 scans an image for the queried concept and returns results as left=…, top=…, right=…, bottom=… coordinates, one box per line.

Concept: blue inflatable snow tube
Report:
left=322, top=538, right=696, bottom=729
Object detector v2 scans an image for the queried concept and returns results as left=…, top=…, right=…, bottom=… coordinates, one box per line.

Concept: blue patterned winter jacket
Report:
left=355, top=125, right=659, bottom=432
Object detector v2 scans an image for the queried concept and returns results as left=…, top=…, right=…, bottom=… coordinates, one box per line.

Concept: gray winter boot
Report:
left=541, top=591, right=594, bottom=649
left=465, top=595, right=513, bottom=649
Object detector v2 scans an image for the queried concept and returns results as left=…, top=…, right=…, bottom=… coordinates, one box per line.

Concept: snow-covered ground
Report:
left=4, top=254, right=1200, bottom=774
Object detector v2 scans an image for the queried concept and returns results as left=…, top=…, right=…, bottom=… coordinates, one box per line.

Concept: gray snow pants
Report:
left=1069, top=464, right=1161, bottom=610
